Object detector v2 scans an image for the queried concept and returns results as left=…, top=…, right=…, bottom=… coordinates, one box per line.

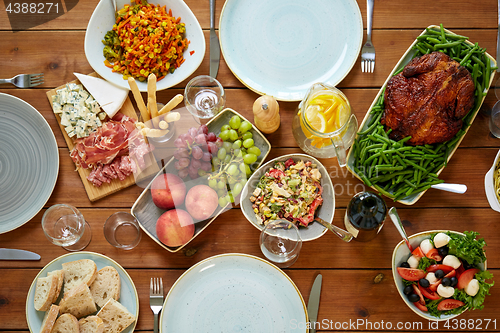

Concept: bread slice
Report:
left=34, top=274, right=59, bottom=311
left=97, top=299, right=135, bottom=333
left=51, top=313, right=79, bottom=333
left=47, top=270, right=64, bottom=303
left=62, top=259, right=97, bottom=295
left=79, top=316, right=104, bottom=333
left=90, top=266, right=120, bottom=307
left=40, top=304, right=59, bottom=333
left=59, top=283, right=97, bottom=319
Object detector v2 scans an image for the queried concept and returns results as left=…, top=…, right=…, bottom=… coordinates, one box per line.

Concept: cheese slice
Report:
left=74, top=73, right=129, bottom=118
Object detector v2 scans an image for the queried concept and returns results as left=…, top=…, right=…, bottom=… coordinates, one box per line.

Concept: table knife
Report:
left=497, top=0, right=500, bottom=72
left=307, top=273, right=322, bottom=333
left=0, top=248, right=40, bottom=260
left=209, top=0, right=220, bottom=78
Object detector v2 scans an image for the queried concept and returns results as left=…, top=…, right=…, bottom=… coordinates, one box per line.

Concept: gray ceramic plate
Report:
left=0, top=93, right=59, bottom=234
left=240, top=153, right=335, bottom=241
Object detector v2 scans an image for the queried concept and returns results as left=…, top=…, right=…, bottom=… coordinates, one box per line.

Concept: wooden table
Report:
left=1, top=0, right=499, bottom=331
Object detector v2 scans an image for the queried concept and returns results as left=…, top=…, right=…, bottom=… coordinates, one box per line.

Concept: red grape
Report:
left=206, top=132, right=216, bottom=142
left=192, top=146, right=203, bottom=160
left=195, top=133, right=207, bottom=145
left=215, top=137, right=224, bottom=147
left=207, top=142, right=218, bottom=154
left=202, top=152, right=211, bottom=162
left=190, top=158, right=202, bottom=169
left=198, top=124, right=209, bottom=135
left=177, top=158, right=190, bottom=169
left=188, top=164, right=199, bottom=179
left=174, top=148, right=190, bottom=159
left=188, top=127, right=198, bottom=138
left=178, top=168, right=189, bottom=178
left=174, top=138, right=186, bottom=149
left=201, top=161, right=212, bottom=172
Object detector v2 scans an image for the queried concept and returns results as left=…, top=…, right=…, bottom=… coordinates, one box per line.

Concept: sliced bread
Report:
left=47, top=269, right=64, bottom=303
left=59, top=283, right=97, bottom=319
left=90, top=266, right=120, bottom=308
left=97, top=299, right=135, bottom=333
left=62, top=259, right=97, bottom=295
left=51, top=313, right=79, bottom=333
left=34, top=274, right=59, bottom=311
left=79, top=315, right=104, bottom=333
left=40, top=304, right=59, bottom=333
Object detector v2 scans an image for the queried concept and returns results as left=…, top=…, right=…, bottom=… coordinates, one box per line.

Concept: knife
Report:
left=0, top=248, right=41, bottom=260
left=497, top=0, right=500, bottom=72
left=307, top=274, right=322, bottom=333
left=209, top=0, right=220, bottom=78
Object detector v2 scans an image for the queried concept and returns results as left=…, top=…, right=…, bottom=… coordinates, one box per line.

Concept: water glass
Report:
left=42, top=204, right=92, bottom=251
left=259, top=219, right=302, bottom=268
left=104, top=212, right=142, bottom=250
left=184, top=75, right=225, bottom=119
left=490, top=101, right=500, bottom=138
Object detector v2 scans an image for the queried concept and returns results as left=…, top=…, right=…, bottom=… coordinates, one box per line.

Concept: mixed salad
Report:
left=250, top=158, right=323, bottom=227
left=397, top=231, right=494, bottom=318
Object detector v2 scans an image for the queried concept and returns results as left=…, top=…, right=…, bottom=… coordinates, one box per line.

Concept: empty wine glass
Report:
left=42, top=204, right=92, bottom=251
left=184, top=75, right=225, bottom=120
left=259, top=219, right=302, bottom=268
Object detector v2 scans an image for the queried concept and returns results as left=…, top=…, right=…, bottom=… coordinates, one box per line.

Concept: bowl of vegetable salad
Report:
left=392, top=230, right=494, bottom=321
left=240, top=154, right=335, bottom=242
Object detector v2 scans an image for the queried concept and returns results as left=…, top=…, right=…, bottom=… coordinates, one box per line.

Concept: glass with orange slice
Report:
left=292, top=83, right=358, bottom=166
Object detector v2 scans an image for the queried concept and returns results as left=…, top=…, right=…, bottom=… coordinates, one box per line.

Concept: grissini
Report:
left=127, top=77, right=150, bottom=122
left=158, top=94, right=183, bottom=115
left=147, top=74, right=159, bottom=128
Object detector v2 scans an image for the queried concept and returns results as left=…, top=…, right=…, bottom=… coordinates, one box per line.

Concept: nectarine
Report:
left=151, top=173, right=186, bottom=210
left=156, top=209, right=194, bottom=247
left=185, top=185, right=219, bottom=220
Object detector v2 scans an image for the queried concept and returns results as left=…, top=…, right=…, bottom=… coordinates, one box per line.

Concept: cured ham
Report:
left=87, top=156, right=136, bottom=187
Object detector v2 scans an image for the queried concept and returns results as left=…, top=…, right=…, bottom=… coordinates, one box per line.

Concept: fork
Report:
left=150, top=277, right=164, bottom=333
left=0, top=73, right=44, bottom=88
left=360, top=0, right=375, bottom=73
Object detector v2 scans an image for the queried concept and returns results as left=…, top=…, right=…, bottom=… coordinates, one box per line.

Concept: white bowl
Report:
left=484, top=149, right=500, bottom=212
left=85, top=0, right=205, bottom=91
left=392, top=230, right=486, bottom=321
left=240, top=153, right=335, bottom=242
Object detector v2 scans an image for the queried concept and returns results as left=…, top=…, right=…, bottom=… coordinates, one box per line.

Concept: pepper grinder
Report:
left=252, top=95, right=280, bottom=134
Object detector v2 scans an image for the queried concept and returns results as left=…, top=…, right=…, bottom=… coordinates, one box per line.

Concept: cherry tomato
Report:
left=437, top=299, right=465, bottom=311
left=419, top=284, right=440, bottom=300
left=412, top=247, right=425, bottom=258
left=414, top=301, right=428, bottom=312
left=427, top=264, right=454, bottom=274
left=457, top=268, right=480, bottom=290
left=426, top=248, right=443, bottom=261
left=456, top=263, right=465, bottom=277
left=397, top=267, right=427, bottom=281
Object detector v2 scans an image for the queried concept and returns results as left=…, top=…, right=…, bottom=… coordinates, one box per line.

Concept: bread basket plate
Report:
left=346, top=25, right=496, bottom=205
left=26, top=251, right=139, bottom=333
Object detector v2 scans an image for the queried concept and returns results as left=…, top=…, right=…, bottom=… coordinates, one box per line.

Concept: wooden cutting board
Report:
left=46, top=73, right=158, bottom=202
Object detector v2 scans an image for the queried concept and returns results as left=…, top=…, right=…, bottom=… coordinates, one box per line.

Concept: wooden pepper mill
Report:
left=252, top=95, right=280, bottom=134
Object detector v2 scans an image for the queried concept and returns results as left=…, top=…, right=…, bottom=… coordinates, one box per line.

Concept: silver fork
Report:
left=150, top=277, right=164, bottom=333
left=0, top=73, right=44, bottom=88
left=360, top=0, right=375, bottom=73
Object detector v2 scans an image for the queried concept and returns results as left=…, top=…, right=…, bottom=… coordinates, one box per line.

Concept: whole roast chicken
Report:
left=382, top=51, right=475, bottom=145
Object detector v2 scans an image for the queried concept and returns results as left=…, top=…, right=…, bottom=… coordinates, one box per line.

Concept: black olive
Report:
left=403, top=285, right=413, bottom=295
left=442, top=277, right=451, bottom=287
left=438, top=246, right=448, bottom=257
left=407, top=293, right=420, bottom=302
left=419, top=278, right=430, bottom=288
left=400, top=262, right=410, bottom=268
left=450, top=277, right=458, bottom=287
left=434, top=269, right=445, bottom=279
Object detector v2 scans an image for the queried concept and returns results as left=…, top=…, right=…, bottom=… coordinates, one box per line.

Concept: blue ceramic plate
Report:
left=219, top=0, right=363, bottom=101
left=0, top=93, right=58, bottom=234
left=26, top=252, right=139, bottom=333
left=160, top=254, right=308, bottom=332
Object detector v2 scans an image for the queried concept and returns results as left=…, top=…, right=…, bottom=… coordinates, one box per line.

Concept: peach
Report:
left=185, top=185, right=219, bottom=221
left=151, top=173, right=186, bottom=210
left=156, top=209, right=194, bottom=247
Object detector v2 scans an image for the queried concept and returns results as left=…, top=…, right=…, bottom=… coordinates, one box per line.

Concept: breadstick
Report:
left=147, top=74, right=159, bottom=128
left=147, top=128, right=169, bottom=137
left=165, top=111, right=181, bottom=123
left=158, top=94, right=184, bottom=115
left=127, top=77, right=150, bottom=122
left=158, top=120, right=169, bottom=130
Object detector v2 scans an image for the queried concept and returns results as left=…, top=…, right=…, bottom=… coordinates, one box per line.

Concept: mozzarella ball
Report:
left=465, top=279, right=480, bottom=296
left=425, top=272, right=438, bottom=284
left=437, top=284, right=455, bottom=298
left=407, top=255, right=421, bottom=269
left=434, top=232, right=451, bottom=248
left=420, top=239, right=434, bottom=255
left=443, top=255, right=461, bottom=269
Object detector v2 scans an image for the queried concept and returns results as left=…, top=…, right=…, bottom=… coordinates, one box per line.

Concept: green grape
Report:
left=208, top=178, right=217, bottom=188
left=238, top=121, right=252, bottom=134
left=232, top=183, right=243, bottom=196
left=244, top=153, right=257, bottom=164
left=212, top=157, right=221, bottom=166
left=229, top=115, right=241, bottom=129
left=228, top=177, right=237, bottom=184
left=243, top=138, right=254, bottom=149
left=242, top=132, right=253, bottom=141
left=227, top=164, right=238, bottom=176
left=225, top=192, right=235, bottom=203
left=239, top=163, right=246, bottom=173
left=224, top=155, right=231, bottom=164
left=218, top=197, right=227, bottom=207
left=221, top=124, right=231, bottom=132
left=233, top=148, right=242, bottom=157
left=240, top=148, right=247, bottom=155
left=247, top=146, right=261, bottom=156
left=219, top=130, right=230, bottom=141
left=228, top=129, right=238, bottom=141
left=217, top=188, right=227, bottom=196
left=232, top=140, right=242, bottom=149
left=240, top=178, right=247, bottom=186
left=244, top=164, right=251, bottom=175
left=222, top=141, right=233, bottom=152
left=198, top=169, right=207, bottom=177
left=217, top=148, right=227, bottom=160
left=217, top=180, right=226, bottom=189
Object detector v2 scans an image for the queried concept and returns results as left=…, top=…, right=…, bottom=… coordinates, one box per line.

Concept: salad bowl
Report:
left=240, top=154, right=335, bottom=242
left=392, top=230, right=488, bottom=321
left=484, top=149, right=500, bottom=213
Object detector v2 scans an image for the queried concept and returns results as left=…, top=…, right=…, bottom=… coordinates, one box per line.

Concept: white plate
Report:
left=485, top=149, right=500, bottom=212
left=0, top=93, right=58, bottom=234
left=160, top=253, right=308, bottom=332
left=241, top=154, right=335, bottom=242
left=219, top=0, right=363, bottom=101
left=26, top=252, right=139, bottom=333
left=85, top=0, right=205, bottom=91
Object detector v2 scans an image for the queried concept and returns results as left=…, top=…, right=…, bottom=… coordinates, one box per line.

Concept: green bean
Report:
left=459, top=44, right=478, bottom=66
left=358, top=111, right=383, bottom=135
left=426, top=37, right=442, bottom=44
left=483, top=57, right=491, bottom=94
left=354, top=167, right=372, bottom=187
left=375, top=165, right=404, bottom=173
left=434, top=41, right=462, bottom=49
left=372, top=184, right=395, bottom=199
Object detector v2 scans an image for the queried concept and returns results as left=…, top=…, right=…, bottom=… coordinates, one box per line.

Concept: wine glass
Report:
left=41, top=204, right=92, bottom=251
left=184, top=75, right=226, bottom=120
left=259, top=219, right=302, bottom=268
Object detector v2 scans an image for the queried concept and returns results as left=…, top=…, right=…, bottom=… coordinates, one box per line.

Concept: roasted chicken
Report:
left=382, top=51, right=475, bottom=145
